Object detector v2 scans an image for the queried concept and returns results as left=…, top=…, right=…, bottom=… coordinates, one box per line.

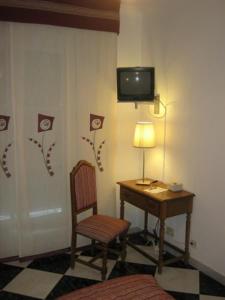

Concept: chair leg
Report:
left=70, top=233, right=77, bottom=269
left=101, top=244, right=108, bottom=281
left=121, top=234, right=128, bottom=263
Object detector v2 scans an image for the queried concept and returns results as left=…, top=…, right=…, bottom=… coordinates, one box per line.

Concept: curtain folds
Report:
left=0, top=0, right=121, bottom=33
left=0, top=21, right=117, bottom=259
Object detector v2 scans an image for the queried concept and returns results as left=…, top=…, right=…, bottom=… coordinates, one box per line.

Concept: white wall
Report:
left=139, top=0, right=225, bottom=277
left=115, top=3, right=144, bottom=228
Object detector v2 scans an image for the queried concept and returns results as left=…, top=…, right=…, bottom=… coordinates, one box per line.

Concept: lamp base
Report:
left=136, top=179, right=151, bottom=185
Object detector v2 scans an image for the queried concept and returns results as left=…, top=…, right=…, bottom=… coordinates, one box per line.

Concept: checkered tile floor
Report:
left=1, top=234, right=225, bottom=299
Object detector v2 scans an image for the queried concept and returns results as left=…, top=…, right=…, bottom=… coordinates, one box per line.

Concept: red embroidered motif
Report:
left=29, top=114, right=56, bottom=176
left=38, top=114, right=54, bottom=132
left=82, top=114, right=105, bottom=172
left=0, top=115, right=10, bottom=131
left=0, top=115, right=12, bottom=178
left=90, top=114, right=104, bottom=131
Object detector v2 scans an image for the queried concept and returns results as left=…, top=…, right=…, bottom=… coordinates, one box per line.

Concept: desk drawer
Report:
left=120, top=187, right=160, bottom=217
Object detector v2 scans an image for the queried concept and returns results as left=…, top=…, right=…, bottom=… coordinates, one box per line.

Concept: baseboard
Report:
left=0, top=255, right=19, bottom=263
left=165, top=243, right=225, bottom=285
left=190, top=257, right=225, bottom=286
left=0, top=247, right=70, bottom=263
left=128, top=226, right=142, bottom=234
left=19, top=247, right=71, bottom=262
left=128, top=226, right=225, bottom=285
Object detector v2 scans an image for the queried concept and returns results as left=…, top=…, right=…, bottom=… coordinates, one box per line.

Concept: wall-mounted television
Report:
left=117, top=67, right=155, bottom=102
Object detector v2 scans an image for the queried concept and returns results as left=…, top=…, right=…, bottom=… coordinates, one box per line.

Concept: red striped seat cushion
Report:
left=75, top=214, right=130, bottom=244
left=57, top=274, right=174, bottom=300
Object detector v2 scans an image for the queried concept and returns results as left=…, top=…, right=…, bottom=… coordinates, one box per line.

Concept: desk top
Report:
left=117, top=180, right=195, bottom=202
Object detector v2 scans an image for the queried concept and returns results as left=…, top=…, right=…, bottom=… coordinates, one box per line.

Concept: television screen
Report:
left=117, top=67, right=155, bottom=102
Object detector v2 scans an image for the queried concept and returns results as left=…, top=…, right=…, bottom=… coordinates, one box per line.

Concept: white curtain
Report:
left=0, top=22, right=117, bottom=259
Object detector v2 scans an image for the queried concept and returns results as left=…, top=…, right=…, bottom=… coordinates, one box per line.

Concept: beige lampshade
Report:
left=133, top=121, right=156, bottom=148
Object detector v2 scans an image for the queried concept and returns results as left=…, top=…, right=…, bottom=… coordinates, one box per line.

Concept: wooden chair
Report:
left=70, top=160, right=130, bottom=280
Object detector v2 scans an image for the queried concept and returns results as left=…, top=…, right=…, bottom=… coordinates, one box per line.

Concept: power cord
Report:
left=149, top=94, right=175, bottom=182
left=153, top=219, right=159, bottom=245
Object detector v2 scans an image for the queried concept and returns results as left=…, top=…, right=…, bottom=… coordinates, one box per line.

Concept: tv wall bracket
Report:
left=134, top=94, right=163, bottom=114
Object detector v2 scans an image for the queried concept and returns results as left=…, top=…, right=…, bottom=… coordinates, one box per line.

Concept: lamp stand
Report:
left=136, top=149, right=151, bottom=185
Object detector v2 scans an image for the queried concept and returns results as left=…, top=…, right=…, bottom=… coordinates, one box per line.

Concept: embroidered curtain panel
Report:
left=0, top=21, right=117, bottom=259
left=0, top=0, right=120, bottom=33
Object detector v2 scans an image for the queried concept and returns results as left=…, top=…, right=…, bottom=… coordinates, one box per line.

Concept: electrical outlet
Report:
left=166, top=226, right=174, bottom=237
left=190, top=240, right=197, bottom=248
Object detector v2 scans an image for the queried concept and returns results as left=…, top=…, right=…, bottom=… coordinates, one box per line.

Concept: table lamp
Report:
left=133, top=121, right=156, bottom=185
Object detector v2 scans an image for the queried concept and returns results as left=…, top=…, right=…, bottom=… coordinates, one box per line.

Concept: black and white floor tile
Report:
left=1, top=234, right=225, bottom=300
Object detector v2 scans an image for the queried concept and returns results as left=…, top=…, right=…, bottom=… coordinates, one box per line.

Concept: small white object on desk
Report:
left=144, top=187, right=168, bottom=194
left=168, top=182, right=183, bottom=192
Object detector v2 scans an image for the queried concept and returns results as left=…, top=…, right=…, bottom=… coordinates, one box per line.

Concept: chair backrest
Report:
left=70, top=160, right=97, bottom=214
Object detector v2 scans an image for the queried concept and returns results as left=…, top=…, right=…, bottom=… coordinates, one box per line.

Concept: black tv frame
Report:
left=117, top=67, right=155, bottom=102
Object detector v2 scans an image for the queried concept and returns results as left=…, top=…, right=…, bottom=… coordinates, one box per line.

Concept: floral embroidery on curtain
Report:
left=0, top=115, right=12, bottom=178
left=82, top=114, right=105, bottom=172
left=28, top=114, right=55, bottom=176
left=0, top=22, right=116, bottom=259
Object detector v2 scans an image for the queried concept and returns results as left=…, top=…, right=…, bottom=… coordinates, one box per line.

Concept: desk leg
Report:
left=158, top=218, right=165, bottom=273
left=184, top=212, right=191, bottom=264
left=143, top=210, right=148, bottom=238
left=120, top=199, right=124, bottom=220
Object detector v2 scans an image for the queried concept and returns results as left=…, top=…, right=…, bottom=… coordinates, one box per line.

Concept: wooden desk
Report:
left=117, top=180, right=195, bottom=273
